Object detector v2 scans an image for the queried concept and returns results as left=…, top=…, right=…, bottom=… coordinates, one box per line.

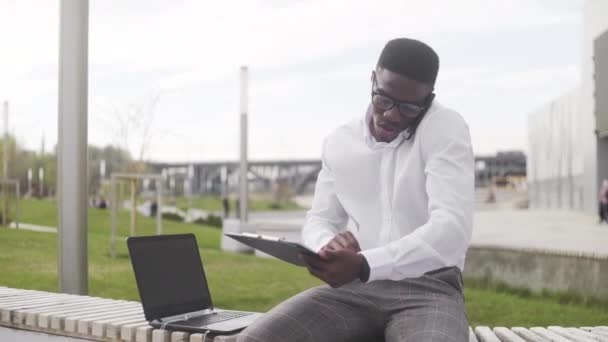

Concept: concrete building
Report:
left=528, top=0, right=608, bottom=212
left=475, top=151, right=526, bottom=188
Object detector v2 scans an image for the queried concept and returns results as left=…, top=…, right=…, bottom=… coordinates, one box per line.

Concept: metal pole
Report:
left=110, top=176, right=117, bottom=258
left=100, top=159, right=106, bottom=193
left=156, top=178, right=162, bottom=235
left=15, top=182, right=19, bottom=230
left=2, top=101, right=8, bottom=227
left=39, top=167, right=44, bottom=197
left=27, top=168, right=32, bottom=196
left=58, top=0, right=89, bottom=295
left=239, top=66, right=249, bottom=223
left=130, top=179, right=136, bottom=237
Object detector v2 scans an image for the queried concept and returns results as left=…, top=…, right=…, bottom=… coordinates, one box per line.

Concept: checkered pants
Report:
left=237, top=266, right=469, bottom=342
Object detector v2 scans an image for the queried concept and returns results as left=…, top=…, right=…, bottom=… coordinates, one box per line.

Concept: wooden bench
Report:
left=0, top=286, right=607, bottom=341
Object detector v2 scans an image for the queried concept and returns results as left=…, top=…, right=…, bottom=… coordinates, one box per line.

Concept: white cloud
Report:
left=0, top=0, right=583, bottom=161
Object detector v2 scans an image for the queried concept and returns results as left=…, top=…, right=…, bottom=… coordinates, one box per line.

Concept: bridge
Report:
left=149, top=160, right=322, bottom=196
left=149, top=151, right=526, bottom=196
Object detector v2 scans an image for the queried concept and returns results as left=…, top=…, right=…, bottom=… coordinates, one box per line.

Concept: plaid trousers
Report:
left=237, top=266, right=469, bottom=342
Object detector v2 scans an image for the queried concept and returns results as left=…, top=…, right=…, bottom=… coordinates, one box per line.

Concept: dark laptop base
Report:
left=151, top=309, right=262, bottom=334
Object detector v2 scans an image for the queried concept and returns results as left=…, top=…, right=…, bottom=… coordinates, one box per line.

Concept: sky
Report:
left=0, top=0, right=584, bottom=162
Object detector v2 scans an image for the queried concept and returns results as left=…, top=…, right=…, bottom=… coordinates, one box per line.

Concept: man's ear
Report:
left=426, top=92, right=435, bottom=106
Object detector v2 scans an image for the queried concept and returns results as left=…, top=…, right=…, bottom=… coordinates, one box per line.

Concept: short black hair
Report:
left=377, top=38, right=439, bottom=88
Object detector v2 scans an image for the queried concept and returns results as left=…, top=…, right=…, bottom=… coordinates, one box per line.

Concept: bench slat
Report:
left=59, top=302, right=140, bottom=331
left=14, top=296, right=102, bottom=325
left=568, top=328, right=608, bottom=342
left=152, top=329, right=171, bottom=342
left=511, top=327, right=551, bottom=342
left=468, top=327, right=479, bottom=342
left=531, top=327, right=576, bottom=342
left=136, top=325, right=154, bottom=342
left=44, top=299, right=133, bottom=329
left=493, top=327, right=527, bottom=342
left=0, top=293, right=59, bottom=305
left=549, top=326, right=598, bottom=342
left=92, top=314, right=146, bottom=337
left=171, top=331, right=190, bottom=342
left=26, top=297, right=108, bottom=326
left=1, top=295, right=75, bottom=322
left=76, top=309, right=143, bottom=334
left=120, top=321, right=151, bottom=341
left=475, top=326, right=501, bottom=342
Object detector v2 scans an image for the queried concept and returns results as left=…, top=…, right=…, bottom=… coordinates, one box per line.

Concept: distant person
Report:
left=97, top=196, right=107, bottom=209
left=485, top=183, right=497, bottom=203
left=238, top=38, right=473, bottom=342
left=235, top=198, right=240, bottom=219
left=150, top=201, right=158, bottom=217
left=222, top=197, right=230, bottom=218
left=599, top=179, right=608, bottom=224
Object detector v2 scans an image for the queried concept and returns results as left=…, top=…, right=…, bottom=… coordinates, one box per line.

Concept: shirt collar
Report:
left=363, top=103, right=407, bottom=149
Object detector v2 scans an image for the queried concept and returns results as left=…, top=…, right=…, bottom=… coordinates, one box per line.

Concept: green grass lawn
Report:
left=1, top=199, right=607, bottom=327
left=171, top=196, right=302, bottom=213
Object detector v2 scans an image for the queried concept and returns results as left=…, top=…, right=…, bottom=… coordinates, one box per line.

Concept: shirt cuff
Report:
left=359, top=247, right=393, bottom=282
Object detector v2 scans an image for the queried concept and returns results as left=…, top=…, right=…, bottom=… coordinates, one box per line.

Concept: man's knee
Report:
left=236, top=327, right=266, bottom=342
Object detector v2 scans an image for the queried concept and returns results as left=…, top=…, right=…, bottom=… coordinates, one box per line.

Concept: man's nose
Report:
left=383, top=107, right=402, bottom=123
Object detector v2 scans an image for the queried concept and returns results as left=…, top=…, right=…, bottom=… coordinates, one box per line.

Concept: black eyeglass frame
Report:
left=370, top=73, right=435, bottom=118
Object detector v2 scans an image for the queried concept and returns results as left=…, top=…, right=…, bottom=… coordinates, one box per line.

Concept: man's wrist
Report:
left=358, top=254, right=370, bottom=282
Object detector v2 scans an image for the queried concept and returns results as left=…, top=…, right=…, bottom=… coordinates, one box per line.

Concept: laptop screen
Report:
left=127, top=234, right=213, bottom=321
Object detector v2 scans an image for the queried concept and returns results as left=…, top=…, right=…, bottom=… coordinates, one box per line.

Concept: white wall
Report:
left=581, top=0, right=608, bottom=212
left=529, top=0, right=608, bottom=212
left=528, top=89, right=585, bottom=210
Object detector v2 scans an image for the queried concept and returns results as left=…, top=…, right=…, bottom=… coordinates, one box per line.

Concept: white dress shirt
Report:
left=301, top=101, right=475, bottom=282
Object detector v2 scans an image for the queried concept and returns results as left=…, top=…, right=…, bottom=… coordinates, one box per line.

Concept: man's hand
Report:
left=320, top=231, right=361, bottom=255
left=300, top=249, right=364, bottom=288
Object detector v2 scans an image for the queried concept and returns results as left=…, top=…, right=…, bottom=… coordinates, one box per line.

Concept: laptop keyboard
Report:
left=179, top=311, right=253, bottom=327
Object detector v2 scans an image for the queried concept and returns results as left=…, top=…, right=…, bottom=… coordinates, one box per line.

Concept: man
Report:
left=238, top=38, right=474, bottom=342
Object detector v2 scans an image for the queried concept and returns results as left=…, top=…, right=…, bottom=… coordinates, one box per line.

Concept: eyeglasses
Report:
left=371, top=76, right=433, bottom=118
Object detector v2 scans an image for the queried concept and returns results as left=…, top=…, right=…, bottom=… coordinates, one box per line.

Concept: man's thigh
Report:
left=383, top=267, right=469, bottom=342
left=237, top=285, right=383, bottom=342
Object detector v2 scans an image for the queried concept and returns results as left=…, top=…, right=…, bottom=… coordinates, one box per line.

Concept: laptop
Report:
left=127, top=234, right=263, bottom=334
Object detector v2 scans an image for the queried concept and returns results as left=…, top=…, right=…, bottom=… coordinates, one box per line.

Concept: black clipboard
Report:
left=224, top=232, right=319, bottom=266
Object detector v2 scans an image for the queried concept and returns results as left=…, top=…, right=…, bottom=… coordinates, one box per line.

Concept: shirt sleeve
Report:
left=301, top=139, right=349, bottom=252
left=360, top=112, right=475, bottom=282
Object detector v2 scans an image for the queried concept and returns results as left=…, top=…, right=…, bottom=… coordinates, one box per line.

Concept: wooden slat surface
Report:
left=511, top=327, right=550, bottom=342
left=531, top=327, right=576, bottom=342
left=47, top=299, right=135, bottom=329
left=566, top=327, right=608, bottom=342
left=469, top=327, right=480, bottom=342
left=549, top=326, right=598, bottom=342
left=120, top=321, right=150, bottom=341
left=494, top=327, right=527, bottom=342
left=475, top=326, right=502, bottom=342
left=1, top=287, right=607, bottom=342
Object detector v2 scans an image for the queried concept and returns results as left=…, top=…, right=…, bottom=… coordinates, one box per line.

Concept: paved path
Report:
left=250, top=209, right=608, bottom=258
left=473, top=209, right=608, bottom=257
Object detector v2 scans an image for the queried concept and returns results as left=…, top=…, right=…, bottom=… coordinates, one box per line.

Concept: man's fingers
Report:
left=301, top=254, right=327, bottom=271
left=323, top=248, right=339, bottom=261
left=327, top=239, right=345, bottom=250
left=306, top=265, right=329, bottom=283
left=337, top=233, right=353, bottom=247
left=343, top=232, right=360, bottom=248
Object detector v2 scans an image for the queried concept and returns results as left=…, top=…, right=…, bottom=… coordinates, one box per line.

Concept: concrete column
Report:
left=57, top=0, right=89, bottom=295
